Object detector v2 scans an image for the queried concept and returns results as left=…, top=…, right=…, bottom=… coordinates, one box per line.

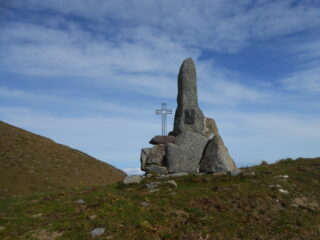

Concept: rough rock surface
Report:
left=166, top=131, right=208, bottom=173
left=90, top=227, right=105, bottom=238
left=204, top=117, right=219, bottom=139
left=146, top=145, right=165, bottom=165
left=140, top=148, right=151, bottom=171
left=173, top=58, right=205, bottom=136
left=149, top=135, right=175, bottom=145
left=200, top=135, right=236, bottom=173
left=145, top=165, right=168, bottom=175
left=167, top=180, right=178, bottom=188
left=123, top=175, right=143, bottom=184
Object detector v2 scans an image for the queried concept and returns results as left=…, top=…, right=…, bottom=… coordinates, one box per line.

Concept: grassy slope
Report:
left=0, top=121, right=126, bottom=198
left=0, top=157, right=319, bottom=240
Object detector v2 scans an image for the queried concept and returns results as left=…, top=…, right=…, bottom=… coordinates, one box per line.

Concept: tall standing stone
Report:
left=166, top=58, right=208, bottom=173
left=173, top=58, right=205, bottom=136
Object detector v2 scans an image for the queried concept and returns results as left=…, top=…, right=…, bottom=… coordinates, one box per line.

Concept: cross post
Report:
left=156, top=103, right=172, bottom=136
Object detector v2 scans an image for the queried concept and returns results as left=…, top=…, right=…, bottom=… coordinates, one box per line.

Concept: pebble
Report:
left=278, top=175, right=289, bottom=179
left=32, top=213, right=43, bottom=218
left=149, top=189, right=159, bottom=193
left=279, top=189, right=289, bottom=194
left=242, top=171, right=255, bottom=176
left=75, top=199, right=85, bottom=204
left=269, top=184, right=282, bottom=189
left=167, top=180, right=178, bottom=188
left=145, top=182, right=160, bottom=189
left=140, top=201, right=150, bottom=207
left=89, top=215, right=98, bottom=220
left=90, top=227, right=105, bottom=238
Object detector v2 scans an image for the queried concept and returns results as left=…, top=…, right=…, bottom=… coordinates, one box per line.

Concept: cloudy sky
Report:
left=1, top=0, right=320, bottom=174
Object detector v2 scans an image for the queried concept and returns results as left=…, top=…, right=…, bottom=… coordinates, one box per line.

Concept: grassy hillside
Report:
left=0, top=157, right=319, bottom=239
left=0, top=121, right=126, bottom=198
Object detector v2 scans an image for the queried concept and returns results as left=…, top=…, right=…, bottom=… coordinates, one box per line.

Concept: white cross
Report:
left=156, top=103, right=172, bottom=136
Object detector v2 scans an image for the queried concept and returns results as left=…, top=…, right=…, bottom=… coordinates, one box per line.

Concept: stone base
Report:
left=166, top=131, right=208, bottom=173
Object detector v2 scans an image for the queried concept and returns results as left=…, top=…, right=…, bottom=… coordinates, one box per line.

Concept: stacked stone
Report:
left=140, top=58, right=236, bottom=175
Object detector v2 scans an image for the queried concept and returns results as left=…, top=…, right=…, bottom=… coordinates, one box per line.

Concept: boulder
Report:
left=200, top=135, right=236, bottom=173
left=230, top=169, right=242, bottom=176
left=166, top=131, right=208, bottom=173
left=123, top=175, right=143, bottom=184
left=149, top=135, right=175, bottom=145
left=140, top=148, right=151, bottom=171
left=173, top=58, right=205, bottom=136
left=146, top=144, right=165, bottom=165
left=204, top=117, right=219, bottom=139
left=145, top=165, right=168, bottom=175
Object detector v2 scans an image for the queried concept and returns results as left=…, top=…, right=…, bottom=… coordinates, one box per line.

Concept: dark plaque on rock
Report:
left=184, top=109, right=195, bottom=124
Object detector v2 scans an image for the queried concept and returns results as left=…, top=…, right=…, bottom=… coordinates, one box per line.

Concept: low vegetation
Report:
left=0, top=121, right=126, bottom=197
left=0, top=157, right=320, bottom=239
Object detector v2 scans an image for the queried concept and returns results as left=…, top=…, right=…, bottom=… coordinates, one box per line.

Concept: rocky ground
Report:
left=0, top=157, right=319, bottom=239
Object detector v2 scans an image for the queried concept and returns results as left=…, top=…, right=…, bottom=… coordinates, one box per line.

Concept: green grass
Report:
left=0, top=157, right=320, bottom=239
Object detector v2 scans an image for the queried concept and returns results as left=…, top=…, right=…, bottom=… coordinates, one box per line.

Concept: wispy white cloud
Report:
left=281, top=68, right=320, bottom=93
left=1, top=0, right=320, bottom=170
left=8, top=0, right=320, bottom=52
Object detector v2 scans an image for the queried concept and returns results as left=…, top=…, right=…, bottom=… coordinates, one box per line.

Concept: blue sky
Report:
left=1, top=0, right=320, bottom=174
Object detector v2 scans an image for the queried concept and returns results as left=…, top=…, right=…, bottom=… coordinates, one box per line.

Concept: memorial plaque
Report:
left=184, top=109, right=195, bottom=124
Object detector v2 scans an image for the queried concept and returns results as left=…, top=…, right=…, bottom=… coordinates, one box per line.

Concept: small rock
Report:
left=269, top=184, right=282, bottom=189
left=167, top=180, right=178, bottom=188
left=279, top=189, right=289, bottom=194
left=32, top=213, right=43, bottom=218
left=156, top=172, right=188, bottom=179
left=89, top=215, right=98, bottom=220
left=90, top=227, right=105, bottom=238
left=230, top=169, right=242, bottom=176
left=290, top=203, right=299, bottom=208
left=242, top=171, right=255, bottom=176
left=140, top=201, right=150, bottom=207
left=149, top=189, right=159, bottom=193
left=123, top=175, right=142, bottom=184
left=75, top=199, right=85, bottom=204
left=0, top=226, right=5, bottom=231
left=145, top=182, right=160, bottom=189
left=212, top=172, right=227, bottom=176
left=292, top=197, right=319, bottom=211
left=278, top=175, right=289, bottom=179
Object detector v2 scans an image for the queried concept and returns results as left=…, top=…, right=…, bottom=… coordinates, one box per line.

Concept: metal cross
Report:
left=156, top=103, right=172, bottom=136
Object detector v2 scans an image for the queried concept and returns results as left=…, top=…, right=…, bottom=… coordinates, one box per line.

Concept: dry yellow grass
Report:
left=0, top=121, right=126, bottom=197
